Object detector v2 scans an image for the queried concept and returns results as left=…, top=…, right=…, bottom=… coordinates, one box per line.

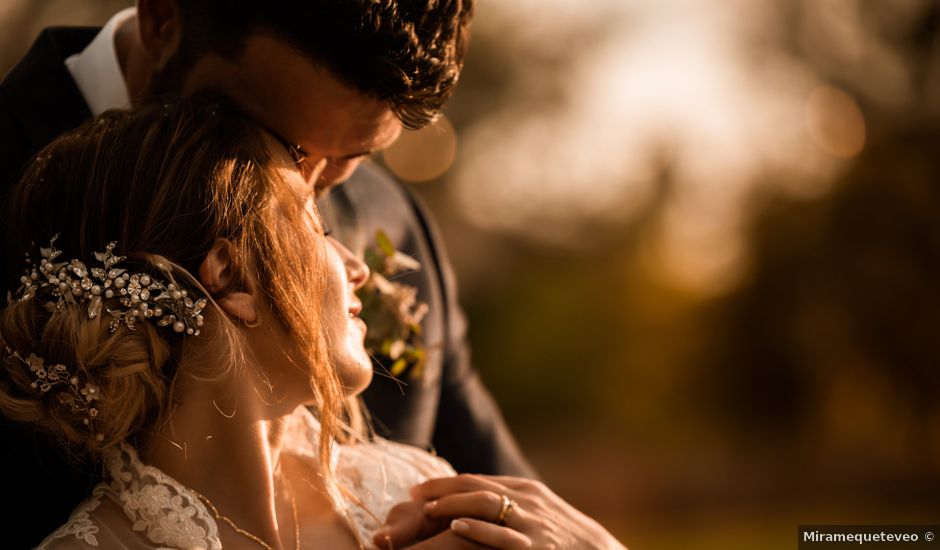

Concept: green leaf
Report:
left=376, top=230, right=396, bottom=257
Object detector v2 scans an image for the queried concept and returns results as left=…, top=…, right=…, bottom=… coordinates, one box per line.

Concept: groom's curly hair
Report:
left=173, top=0, right=474, bottom=129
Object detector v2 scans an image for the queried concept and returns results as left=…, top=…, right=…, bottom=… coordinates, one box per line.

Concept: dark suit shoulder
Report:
left=0, top=26, right=94, bottom=183
left=336, top=163, right=422, bottom=220
left=0, top=87, right=26, bottom=192
left=335, top=164, right=444, bottom=256
left=2, top=26, right=98, bottom=86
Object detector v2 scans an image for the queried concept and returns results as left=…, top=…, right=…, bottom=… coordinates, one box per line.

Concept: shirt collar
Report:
left=64, top=7, right=136, bottom=116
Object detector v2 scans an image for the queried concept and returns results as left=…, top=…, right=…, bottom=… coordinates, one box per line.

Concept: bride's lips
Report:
left=348, top=299, right=365, bottom=335
left=349, top=309, right=367, bottom=337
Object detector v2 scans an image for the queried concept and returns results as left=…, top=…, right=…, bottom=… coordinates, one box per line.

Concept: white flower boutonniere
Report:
left=357, top=230, right=429, bottom=381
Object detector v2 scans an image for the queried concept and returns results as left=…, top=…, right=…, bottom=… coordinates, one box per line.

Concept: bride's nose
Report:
left=347, top=254, right=369, bottom=290
left=337, top=242, right=369, bottom=290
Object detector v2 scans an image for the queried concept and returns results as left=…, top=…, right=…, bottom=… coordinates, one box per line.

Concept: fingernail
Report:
left=409, top=485, right=420, bottom=498
left=372, top=529, right=387, bottom=543
left=423, top=500, right=437, bottom=513
left=451, top=519, right=469, bottom=533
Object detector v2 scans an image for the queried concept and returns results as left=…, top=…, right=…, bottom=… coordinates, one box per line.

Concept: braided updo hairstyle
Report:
left=0, top=96, right=350, bottom=480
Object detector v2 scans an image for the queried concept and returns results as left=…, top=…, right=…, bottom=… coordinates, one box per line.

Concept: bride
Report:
left=0, top=96, right=625, bottom=550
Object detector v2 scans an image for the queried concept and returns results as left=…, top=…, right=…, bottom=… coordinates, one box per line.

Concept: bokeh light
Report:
left=382, top=115, right=458, bottom=183
left=804, top=84, right=867, bottom=158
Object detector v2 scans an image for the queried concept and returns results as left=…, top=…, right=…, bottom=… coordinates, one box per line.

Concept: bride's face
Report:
left=321, top=235, right=372, bottom=394
left=273, top=160, right=373, bottom=396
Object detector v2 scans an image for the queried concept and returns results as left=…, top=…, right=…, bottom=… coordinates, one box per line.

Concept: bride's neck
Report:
left=140, top=364, right=305, bottom=549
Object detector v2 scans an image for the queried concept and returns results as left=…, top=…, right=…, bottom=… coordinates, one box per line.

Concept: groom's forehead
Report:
left=185, top=34, right=398, bottom=139
left=189, top=34, right=355, bottom=105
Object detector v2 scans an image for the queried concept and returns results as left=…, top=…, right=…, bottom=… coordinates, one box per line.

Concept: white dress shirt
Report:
left=64, top=8, right=135, bottom=116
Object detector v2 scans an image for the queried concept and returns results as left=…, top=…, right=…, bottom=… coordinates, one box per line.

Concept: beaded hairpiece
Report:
left=2, top=346, right=103, bottom=441
left=3, top=236, right=208, bottom=440
left=14, top=235, right=207, bottom=335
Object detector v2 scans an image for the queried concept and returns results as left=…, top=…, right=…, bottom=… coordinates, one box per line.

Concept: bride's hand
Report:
left=372, top=500, right=488, bottom=549
left=376, top=474, right=627, bottom=550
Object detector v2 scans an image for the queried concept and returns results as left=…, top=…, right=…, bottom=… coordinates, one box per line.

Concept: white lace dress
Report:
left=35, top=405, right=456, bottom=549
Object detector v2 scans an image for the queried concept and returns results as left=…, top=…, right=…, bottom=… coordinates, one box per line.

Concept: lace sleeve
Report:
left=35, top=487, right=106, bottom=549
left=36, top=445, right=223, bottom=550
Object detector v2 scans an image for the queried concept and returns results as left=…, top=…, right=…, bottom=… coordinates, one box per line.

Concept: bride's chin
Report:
left=338, top=357, right=374, bottom=396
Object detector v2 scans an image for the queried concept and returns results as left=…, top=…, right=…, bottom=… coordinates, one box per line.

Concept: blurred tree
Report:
left=707, top=123, right=940, bottom=486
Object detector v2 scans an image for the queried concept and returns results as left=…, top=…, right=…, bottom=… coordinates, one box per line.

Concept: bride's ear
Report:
left=198, top=239, right=261, bottom=326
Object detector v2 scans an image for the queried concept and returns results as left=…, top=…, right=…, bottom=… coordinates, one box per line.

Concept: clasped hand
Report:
left=372, top=474, right=627, bottom=549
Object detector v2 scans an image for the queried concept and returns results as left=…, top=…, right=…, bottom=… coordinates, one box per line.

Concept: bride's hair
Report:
left=0, top=96, right=354, bottom=480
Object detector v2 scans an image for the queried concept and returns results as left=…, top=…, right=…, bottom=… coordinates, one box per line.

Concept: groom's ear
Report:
left=198, top=239, right=261, bottom=326
left=137, top=0, right=184, bottom=66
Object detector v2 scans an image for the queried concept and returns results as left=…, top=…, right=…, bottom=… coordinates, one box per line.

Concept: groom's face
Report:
left=172, top=34, right=403, bottom=195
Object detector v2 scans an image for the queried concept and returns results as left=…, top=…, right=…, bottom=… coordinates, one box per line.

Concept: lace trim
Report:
left=37, top=484, right=107, bottom=548
left=281, top=408, right=456, bottom=546
left=37, top=406, right=455, bottom=549
left=336, top=438, right=457, bottom=545
left=106, top=443, right=222, bottom=550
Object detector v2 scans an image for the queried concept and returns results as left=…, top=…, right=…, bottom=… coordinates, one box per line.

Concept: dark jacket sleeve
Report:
left=404, top=191, right=537, bottom=478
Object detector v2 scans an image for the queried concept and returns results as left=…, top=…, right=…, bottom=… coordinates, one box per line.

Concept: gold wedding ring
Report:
left=496, top=494, right=517, bottom=526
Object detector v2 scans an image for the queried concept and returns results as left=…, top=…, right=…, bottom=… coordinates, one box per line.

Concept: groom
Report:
left=0, top=0, right=533, bottom=547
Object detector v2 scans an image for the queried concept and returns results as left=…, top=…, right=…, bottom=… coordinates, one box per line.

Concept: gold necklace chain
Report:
left=189, top=476, right=300, bottom=550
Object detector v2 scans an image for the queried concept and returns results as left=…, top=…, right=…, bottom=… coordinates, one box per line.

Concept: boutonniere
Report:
left=357, top=230, right=429, bottom=380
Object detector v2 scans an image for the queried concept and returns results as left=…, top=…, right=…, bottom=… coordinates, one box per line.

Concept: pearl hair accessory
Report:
left=14, top=235, right=207, bottom=336
left=2, top=346, right=104, bottom=441
left=3, top=236, right=208, bottom=442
